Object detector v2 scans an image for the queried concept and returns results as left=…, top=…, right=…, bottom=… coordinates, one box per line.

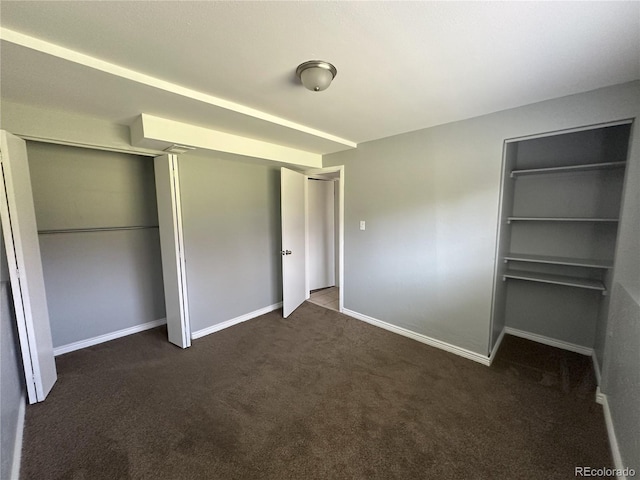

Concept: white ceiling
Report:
left=1, top=1, right=639, bottom=154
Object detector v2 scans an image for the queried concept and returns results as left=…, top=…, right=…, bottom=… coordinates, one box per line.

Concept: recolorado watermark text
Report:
left=575, top=466, right=636, bottom=477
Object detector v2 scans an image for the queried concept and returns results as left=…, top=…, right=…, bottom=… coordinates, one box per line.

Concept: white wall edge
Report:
left=599, top=392, right=628, bottom=479
left=133, top=114, right=323, bottom=167
left=191, top=302, right=283, bottom=340
left=592, top=351, right=602, bottom=387
left=342, top=308, right=490, bottom=366
left=53, top=318, right=167, bottom=356
left=488, top=327, right=506, bottom=365
left=503, top=327, right=594, bottom=356
left=10, top=394, right=26, bottom=480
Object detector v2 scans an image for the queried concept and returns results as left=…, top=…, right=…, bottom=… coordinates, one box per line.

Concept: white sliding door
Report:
left=0, top=130, right=57, bottom=403
left=281, top=168, right=307, bottom=317
left=154, top=154, right=191, bottom=348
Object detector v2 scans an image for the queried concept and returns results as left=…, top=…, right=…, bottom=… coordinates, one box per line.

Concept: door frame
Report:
left=304, top=166, right=344, bottom=312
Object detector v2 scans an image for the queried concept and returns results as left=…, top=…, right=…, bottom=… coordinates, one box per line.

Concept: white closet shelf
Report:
left=503, top=253, right=613, bottom=269
left=507, top=217, right=618, bottom=224
left=38, top=225, right=159, bottom=235
left=510, top=161, right=626, bottom=177
left=503, top=271, right=606, bottom=292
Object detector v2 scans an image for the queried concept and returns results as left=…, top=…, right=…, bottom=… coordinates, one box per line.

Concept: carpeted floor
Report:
left=20, top=302, right=612, bottom=479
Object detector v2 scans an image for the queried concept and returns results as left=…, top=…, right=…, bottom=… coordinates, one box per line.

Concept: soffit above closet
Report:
left=1, top=1, right=638, bottom=154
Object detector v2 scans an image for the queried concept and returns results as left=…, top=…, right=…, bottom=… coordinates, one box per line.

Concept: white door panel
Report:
left=281, top=168, right=307, bottom=317
left=154, top=154, right=190, bottom=348
left=0, top=130, right=57, bottom=403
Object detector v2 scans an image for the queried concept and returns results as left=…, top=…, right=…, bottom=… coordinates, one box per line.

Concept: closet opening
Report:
left=26, top=141, right=168, bottom=356
left=490, top=120, right=633, bottom=385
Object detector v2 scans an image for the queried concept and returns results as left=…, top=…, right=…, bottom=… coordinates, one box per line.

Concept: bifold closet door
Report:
left=154, top=154, right=191, bottom=348
left=0, top=130, right=57, bottom=403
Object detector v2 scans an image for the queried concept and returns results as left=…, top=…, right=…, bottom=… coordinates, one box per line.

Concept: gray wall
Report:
left=324, top=81, right=639, bottom=356
left=324, top=80, right=639, bottom=469
left=0, top=224, right=25, bottom=480
left=27, top=142, right=165, bottom=348
left=601, top=120, right=640, bottom=470
left=179, top=152, right=282, bottom=333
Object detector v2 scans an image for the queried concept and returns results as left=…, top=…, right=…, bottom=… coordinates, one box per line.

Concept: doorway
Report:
left=26, top=141, right=168, bottom=355
left=307, top=176, right=339, bottom=311
left=280, top=166, right=344, bottom=318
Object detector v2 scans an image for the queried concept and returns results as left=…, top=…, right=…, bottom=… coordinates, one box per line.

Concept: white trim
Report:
left=342, top=309, right=491, bottom=366
left=53, top=318, right=167, bottom=356
left=600, top=393, right=627, bottom=479
left=337, top=168, right=345, bottom=312
left=304, top=175, right=310, bottom=299
left=595, top=386, right=605, bottom=405
left=191, top=302, right=283, bottom=340
left=488, top=142, right=510, bottom=354
left=503, top=327, right=593, bottom=356
left=504, top=119, right=634, bottom=144
left=10, top=395, right=25, bottom=480
left=18, top=134, right=160, bottom=157
left=592, top=351, right=602, bottom=386
left=0, top=28, right=357, bottom=150
left=488, top=327, right=506, bottom=365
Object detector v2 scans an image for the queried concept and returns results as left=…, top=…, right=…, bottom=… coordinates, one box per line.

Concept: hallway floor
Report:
left=308, top=286, right=339, bottom=311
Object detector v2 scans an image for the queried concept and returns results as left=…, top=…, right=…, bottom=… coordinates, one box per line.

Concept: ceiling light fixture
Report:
left=296, top=60, right=337, bottom=92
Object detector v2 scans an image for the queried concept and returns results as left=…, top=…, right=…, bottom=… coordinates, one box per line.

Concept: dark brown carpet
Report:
left=21, top=302, right=612, bottom=479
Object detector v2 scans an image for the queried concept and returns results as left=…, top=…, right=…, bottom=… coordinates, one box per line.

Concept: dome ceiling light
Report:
left=295, top=60, right=337, bottom=92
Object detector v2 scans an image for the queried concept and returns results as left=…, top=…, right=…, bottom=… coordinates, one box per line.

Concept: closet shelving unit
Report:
left=502, top=158, right=626, bottom=294
left=491, top=121, right=632, bottom=351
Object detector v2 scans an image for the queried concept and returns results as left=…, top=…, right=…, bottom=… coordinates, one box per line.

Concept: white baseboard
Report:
left=600, top=392, right=628, bottom=479
left=489, top=328, right=506, bottom=365
left=53, top=318, right=167, bottom=356
left=11, top=395, right=25, bottom=480
left=191, top=302, right=283, bottom=340
left=342, top=308, right=490, bottom=366
left=503, top=327, right=593, bottom=356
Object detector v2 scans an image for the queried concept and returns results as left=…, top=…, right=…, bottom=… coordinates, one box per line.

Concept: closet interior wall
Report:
left=492, top=122, right=632, bottom=355
left=26, top=142, right=166, bottom=350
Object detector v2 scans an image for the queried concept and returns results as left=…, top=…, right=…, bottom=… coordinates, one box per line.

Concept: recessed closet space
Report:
left=491, top=122, right=632, bottom=356
left=26, top=141, right=166, bottom=353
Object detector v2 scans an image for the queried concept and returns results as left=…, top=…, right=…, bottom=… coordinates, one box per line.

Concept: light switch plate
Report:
left=360, top=220, right=366, bottom=230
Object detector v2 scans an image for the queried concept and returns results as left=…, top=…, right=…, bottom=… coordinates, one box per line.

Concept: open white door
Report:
left=281, top=167, right=307, bottom=317
left=0, top=131, right=57, bottom=403
left=154, top=154, right=191, bottom=348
